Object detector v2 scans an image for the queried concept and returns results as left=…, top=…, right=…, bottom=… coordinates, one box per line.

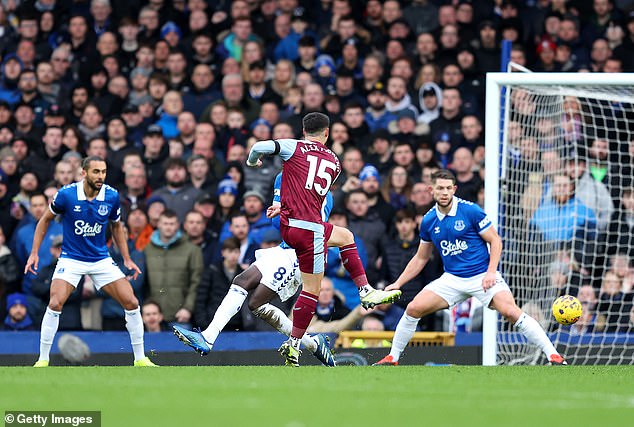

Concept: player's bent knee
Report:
left=48, top=299, right=64, bottom=312
left=405, top=303, right=424, bottom=319
left=122, top=296, right=139, bottom=311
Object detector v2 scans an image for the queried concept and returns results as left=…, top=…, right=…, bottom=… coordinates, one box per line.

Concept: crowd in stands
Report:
left=0, top=0, right=633, bottom=337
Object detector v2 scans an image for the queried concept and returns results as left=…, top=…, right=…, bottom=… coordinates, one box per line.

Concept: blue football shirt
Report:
left=50, top=181, right=121, bottom=262
left=272, top=172, right=333, bottom=249
left=419, top=197, right=492, bottom=277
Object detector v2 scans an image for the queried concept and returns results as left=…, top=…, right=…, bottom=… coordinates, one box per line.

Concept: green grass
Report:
left=1, top=366, right=632, bottom=427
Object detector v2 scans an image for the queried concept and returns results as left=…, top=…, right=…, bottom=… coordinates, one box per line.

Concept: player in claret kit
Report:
left=374, top=170, right=566, bottom=366
left=25, top=156, right=156, bottom=367
left=246, top=112, right=402, bottom=366
left=173, top=172, right=337, bottom=367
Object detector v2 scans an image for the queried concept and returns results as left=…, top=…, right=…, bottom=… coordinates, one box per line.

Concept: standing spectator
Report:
left=182, top=64, right=221, bottom=120
left=145, top=210, right=203, bottom=327
left=531, top=174, right=598, bottom=269
left=22, top=126, right=65, bottom=186
left=194, top=237, right=247, bottom=330
left=360, top=165, right=394, bottom=228
left=151, top=158, right=202, bottom=223
left=141, top=125, right=169, bottom=190
left=183, top=210, right=217, bottom=268
left=452, top=147, right=483, bottom=203
left=223, top=213, right=259, bottom=269
left=346, top=189, right=385, bottom=285
left=15, top=193, right=62, bottom=295
left=565, top=154, right=613, bottom=230
left=430, top=87, right=464, bottom=146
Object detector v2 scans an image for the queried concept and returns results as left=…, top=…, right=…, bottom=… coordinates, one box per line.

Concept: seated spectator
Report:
left=3, top=293, right=34, bottom=331
left=570, top=285, right=603, bottom=335
left=141, top=300, right=170, bottom=333
left=597, top=271, right=632, bottom=332
left=368, top=302, right=406, bottom=332
left=350, top=315, right=392, bottom=348
left=315, top=276, right=351, bottom=323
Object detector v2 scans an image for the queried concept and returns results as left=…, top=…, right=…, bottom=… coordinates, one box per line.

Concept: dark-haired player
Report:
left=247, top=112, right=402, bottom=366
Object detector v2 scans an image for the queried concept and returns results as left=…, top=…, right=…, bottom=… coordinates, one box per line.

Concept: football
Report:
left=552, top=295, right=583, bottom=325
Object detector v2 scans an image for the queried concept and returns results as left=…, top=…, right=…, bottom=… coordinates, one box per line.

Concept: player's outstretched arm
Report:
left=24, top=209, right=56, bottom=275
left=111, top=221, right=142, bottom=280
left=246, top=139, right=296, bottom=167
left=386, top=241, right=433, bottom=291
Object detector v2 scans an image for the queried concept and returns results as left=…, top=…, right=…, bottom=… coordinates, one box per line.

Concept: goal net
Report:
left=484, top=73, right=634, bottom=365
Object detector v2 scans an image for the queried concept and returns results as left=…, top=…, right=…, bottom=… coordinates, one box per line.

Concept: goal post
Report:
left=484, top=73, right=634, bottom=365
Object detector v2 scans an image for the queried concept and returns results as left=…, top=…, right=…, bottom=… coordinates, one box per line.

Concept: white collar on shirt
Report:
left=435, top=197, right=458, bottom=221
left=76, top=181, right=106, bottom=201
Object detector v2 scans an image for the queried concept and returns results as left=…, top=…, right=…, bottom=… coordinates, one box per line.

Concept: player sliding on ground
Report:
left=374, top=170, right=566, bottom=366
left=173, top=172, right=336, bottom=367
left=25, top=156, right=157, bottom=367
left=246, top=112, right=402, bottom=367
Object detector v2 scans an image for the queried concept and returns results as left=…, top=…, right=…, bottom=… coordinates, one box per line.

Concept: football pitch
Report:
left=1, top=366, right=632, bottom=427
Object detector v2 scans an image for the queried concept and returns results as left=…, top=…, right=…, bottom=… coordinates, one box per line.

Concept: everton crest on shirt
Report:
left=419, top=197, right=492, bottom=277
left=50, top=181, right=121, bottom=262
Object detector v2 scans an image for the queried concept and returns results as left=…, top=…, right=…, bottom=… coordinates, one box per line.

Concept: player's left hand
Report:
left=482, top=271, right=497, bottom=292
left=266, top=205, right=280, bottom=218
left=124, top=258, right=142, bottom=280
left=246, top=159, right=263, bottom=168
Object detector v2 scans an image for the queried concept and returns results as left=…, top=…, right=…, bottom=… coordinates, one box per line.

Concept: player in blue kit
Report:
left=173, top=172, right=337, bottom=366
left=374, top=170, right=566, bottom=366
left=25, top=156, right=156, bottom=367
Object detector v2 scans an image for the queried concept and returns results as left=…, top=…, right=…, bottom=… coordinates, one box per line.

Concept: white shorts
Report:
left=425, top=271, right=511, bottom=308
left=252, top=246, right=301, bottom=302
left=52, top=257, right=125, bottom=290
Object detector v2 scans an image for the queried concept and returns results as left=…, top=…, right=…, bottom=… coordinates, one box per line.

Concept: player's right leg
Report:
left=328, top=225, right=402, bottom=308
left=249, top=285, right=336, bottom=367
left=173, top=266, right=262, bottom=355
left=374, top=289, right=449, bottom=366
left=489, top=290, right=566, bottom=365
left=34, top=279, right=76, bottom=367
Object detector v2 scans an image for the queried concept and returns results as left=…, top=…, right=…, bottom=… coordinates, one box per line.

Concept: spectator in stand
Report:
left=346, top=189, right=385, bottom=285
left=325, top=209, right=368, bottom=310
left=141, top=300, right=170, bottom=333
left=381, top=165, right=414, bottom=211
left=145, top=209, right=203, bottom=327
left=531, top=173, right=597, bottom=244
left=360, top=165, right=394, bottom=228
left=151, top=157, right=202, bottom=223
left=194, top=237, right=248, bottom=330
left=184, top=210, right=217, bottom=272
left=2, top=293, right=34, bottom=331
left=452, top=147, right=483, bottom=203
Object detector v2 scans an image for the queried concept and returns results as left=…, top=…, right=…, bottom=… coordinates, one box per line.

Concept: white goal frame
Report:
left=483, top=72, right=634, bottom=365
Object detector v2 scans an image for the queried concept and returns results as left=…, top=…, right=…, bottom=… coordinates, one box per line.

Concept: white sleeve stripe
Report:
left=478, top=224, right=493, bottom=234
left=49, top=205, right=59, bottom=215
